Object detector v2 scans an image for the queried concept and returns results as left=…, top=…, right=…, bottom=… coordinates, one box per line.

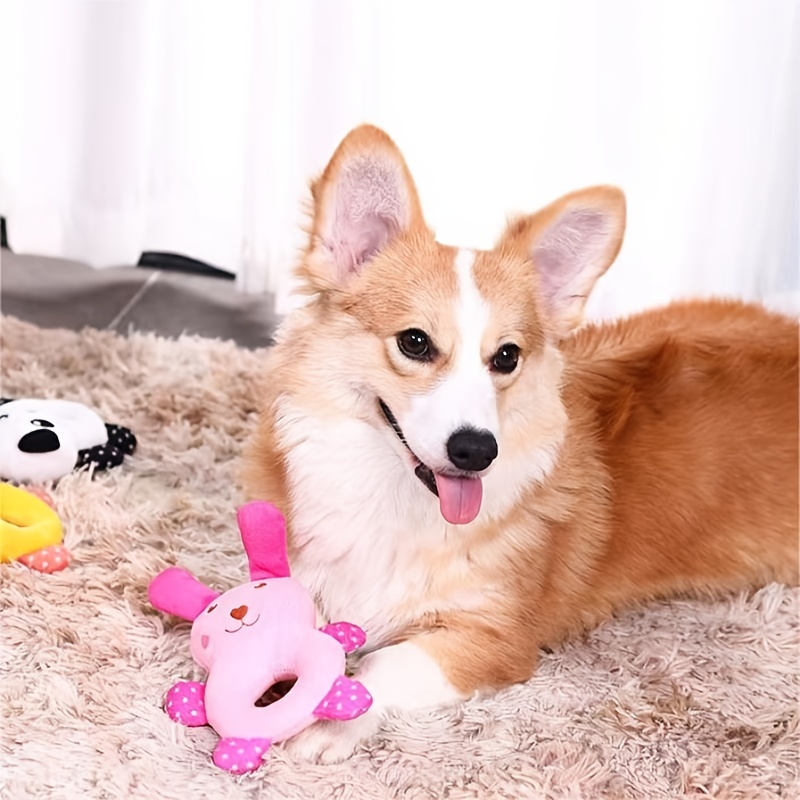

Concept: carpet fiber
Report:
left=1, top=315, right=797, bottom=800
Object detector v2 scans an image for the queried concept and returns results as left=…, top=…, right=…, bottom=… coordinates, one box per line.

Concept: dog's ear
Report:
left=300, top=125, right=427, bottom=292
left=498, top=186, right=626, bottom=336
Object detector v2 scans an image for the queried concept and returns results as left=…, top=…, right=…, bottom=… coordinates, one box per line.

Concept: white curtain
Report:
left=1, top=0, right=797, bottom=318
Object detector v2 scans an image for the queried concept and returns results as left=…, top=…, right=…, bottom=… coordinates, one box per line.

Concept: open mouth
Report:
left=379, top=400, right=484, bottom=526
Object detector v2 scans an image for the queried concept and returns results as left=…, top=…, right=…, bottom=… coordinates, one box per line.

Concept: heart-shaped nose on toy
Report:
left=229, top=605, right=248, bottom=620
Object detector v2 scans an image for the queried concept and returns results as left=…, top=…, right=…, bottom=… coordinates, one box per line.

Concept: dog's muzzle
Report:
left=378, top=400, right=438, bottom=496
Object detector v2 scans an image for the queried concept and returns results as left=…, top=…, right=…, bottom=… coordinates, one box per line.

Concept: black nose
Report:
left=18, top=429, right=60, bottom=454
left=446, top=428, right=498, bottom=472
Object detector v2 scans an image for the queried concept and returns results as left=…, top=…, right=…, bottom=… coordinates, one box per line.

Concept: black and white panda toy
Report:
left=0, top=398, right=137, bottom=483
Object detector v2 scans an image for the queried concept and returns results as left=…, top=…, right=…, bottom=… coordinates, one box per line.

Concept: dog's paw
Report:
left=283, top=712, right=381, bottom=764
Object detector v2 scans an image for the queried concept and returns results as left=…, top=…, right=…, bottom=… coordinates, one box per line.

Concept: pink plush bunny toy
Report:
left=148, top=501, right=372, bottom=774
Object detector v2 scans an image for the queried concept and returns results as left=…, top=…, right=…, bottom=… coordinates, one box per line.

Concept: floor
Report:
left=0, top=249, right=279, bottom=349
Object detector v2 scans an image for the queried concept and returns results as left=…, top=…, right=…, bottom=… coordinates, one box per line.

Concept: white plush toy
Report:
left=0, top=398, right=137, bottom=483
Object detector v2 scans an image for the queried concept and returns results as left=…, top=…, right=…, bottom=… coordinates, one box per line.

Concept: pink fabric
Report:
left=320, top=621, right=367, bottom=654
left=151, top=501, right=373, bottom=772
left=164, top=681, right=207, bottom=726
left=17, top=543, right=70, bottom=573
left=237, top=501, right=291, bottom=581
left=148, top=567, right=220, bottom=622
left=212, top=737, right=272, bottom=773
left=195, top=590, right=344, bottom=742
left=313, top=675, right=373, bottom=721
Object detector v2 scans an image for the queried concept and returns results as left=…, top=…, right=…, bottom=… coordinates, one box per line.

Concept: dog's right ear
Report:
left=498, top=186, right=626, bottom=337
left=300, top=125, right=426, bottom=292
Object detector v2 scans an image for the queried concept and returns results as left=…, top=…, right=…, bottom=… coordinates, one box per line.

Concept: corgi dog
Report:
left=242, top=125, right=799, bottom=763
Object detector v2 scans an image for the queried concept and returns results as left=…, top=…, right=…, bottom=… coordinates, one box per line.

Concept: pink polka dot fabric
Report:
left=17, top=544, right=70, bottom=573
left=212, top=737, right=272, bottom=773
left=320, top=621, right=367, bottom=654
left=313, top=676, right=373, bottom=720
left=164, top=681, right=208, bottom=726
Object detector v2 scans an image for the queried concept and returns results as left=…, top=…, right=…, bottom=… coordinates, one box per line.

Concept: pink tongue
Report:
left=434, top=474, right=483, bottom=525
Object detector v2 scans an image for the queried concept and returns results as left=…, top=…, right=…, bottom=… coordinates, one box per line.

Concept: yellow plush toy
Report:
left=0, top=483, right=70, bottom=572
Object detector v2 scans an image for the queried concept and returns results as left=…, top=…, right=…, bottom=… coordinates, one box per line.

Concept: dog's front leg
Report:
left=283, top=637, right=468, bottom=764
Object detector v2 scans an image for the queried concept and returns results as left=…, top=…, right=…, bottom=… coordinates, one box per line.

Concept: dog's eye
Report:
left=31, top=419, right=55, bottom=428
left=397, top=329, right=433, bottom=361
left=491, top=344, right=520, bottom=374
left=0, top=415, right=7, bottom=421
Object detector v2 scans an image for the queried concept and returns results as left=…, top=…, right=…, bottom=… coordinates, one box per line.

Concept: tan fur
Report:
left=243, top=125, right=799, bottom=698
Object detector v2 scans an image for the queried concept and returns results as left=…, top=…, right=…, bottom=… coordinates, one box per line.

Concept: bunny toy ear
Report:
left=237, top=501, right=291, bottom=581
left=148, top=567, right=221, bottom=621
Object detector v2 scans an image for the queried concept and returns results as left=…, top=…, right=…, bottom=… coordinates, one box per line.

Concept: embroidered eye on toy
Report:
left=148, top=501, right=373, bottom=774
left=0, top=398, right=137, bottom=483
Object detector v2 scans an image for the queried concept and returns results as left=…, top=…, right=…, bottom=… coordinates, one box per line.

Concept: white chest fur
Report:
left=277, top=397, right=449, bottom=645
left=275, top=393, right=562, bottom=648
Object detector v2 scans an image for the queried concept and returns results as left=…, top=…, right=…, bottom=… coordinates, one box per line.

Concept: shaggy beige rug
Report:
left=1, top=314, right=797, bottom=800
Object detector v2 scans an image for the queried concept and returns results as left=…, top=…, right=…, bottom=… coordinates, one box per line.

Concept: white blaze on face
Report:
left=400, top=249, right=499, bottom=526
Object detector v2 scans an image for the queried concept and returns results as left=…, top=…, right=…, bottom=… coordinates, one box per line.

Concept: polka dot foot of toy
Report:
left=213, top=737, right=272, bottom=773
left=321, top=622, right=367, bottom=653
left=17, top=544, right=70, bottom=573
left=314, top=675, right=373, bottom=721
left=165, top=681, right=208, bottom=726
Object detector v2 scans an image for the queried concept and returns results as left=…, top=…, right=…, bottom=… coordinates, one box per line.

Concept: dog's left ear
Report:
left=300, top=124, right=427, bottom=292
left=499, top=186, right=626, bottom=336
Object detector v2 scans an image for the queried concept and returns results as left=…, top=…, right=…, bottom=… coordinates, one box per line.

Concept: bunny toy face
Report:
left=189, top=576, right=317, bottom=670
left=148, top=502, right=372, bottom=774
